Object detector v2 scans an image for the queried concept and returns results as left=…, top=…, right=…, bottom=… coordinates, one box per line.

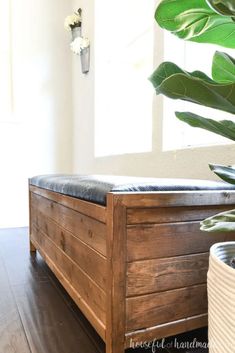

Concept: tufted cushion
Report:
left=29, top=174, right=235, bottom=206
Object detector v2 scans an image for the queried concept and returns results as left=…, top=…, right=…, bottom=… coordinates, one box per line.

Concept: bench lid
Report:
left=29, top=174, right=235, bottom=205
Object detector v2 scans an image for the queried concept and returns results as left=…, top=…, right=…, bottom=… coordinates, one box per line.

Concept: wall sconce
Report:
left=64, top=8, right=90, bottom=74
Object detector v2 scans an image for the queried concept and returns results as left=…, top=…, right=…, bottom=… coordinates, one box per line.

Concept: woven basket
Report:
left=208, top=242, right=235, bottom=353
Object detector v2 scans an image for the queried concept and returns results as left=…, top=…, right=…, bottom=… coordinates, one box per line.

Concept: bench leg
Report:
left=30, top=239, right=37, bottom=252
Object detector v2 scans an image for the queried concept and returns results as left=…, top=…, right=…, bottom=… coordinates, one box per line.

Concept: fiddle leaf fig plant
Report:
left=212, top=51, right=235, bottom=83
left=175, top=112, right=235, bottom=141
left=156, top=0, right=235, bottom=47
left=200, top=209, right=235, bottom=232
left=149, top=60, right=235, bottom=114
left=150, top=0, right=235, bottom=233
left=209, top=164, right=235, bottom=184
left=206, top=0, right=235, bottom=17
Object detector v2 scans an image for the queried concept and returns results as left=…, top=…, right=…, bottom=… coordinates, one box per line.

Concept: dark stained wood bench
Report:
left=29, top=175, right=235, bottom=353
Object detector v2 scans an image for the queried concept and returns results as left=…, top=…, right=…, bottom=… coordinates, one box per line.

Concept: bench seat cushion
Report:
left=29, top=174, right=235, bottom=206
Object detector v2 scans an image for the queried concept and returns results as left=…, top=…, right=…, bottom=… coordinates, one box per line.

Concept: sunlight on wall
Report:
left=0, top=0, right=73, bottom=228
left=94, top=0, right=154, bottom=157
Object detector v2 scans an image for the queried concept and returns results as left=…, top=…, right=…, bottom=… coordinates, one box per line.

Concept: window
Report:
left=0, top=0, right=13, bottom=121
left=163, top=31, right=234, bottom=150
left=95, top=0, right=154, bottom=157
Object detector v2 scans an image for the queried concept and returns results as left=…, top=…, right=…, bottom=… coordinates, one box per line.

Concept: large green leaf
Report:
left=206, top=0, right=235, bottom=17
left=212, top=51, right=235, bottom=83
left=156, top=0, right=235, bottom=48
left=209, top=163, right=235, bottom=184
left=200, top=209, right=235, bottom=232
left=149, top=62, right=235, bottom=114
left=176, top=112, right=235, bottom=141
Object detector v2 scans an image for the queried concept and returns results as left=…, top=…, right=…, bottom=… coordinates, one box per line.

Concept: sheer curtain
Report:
left=0, top=0, right=13, bottom=120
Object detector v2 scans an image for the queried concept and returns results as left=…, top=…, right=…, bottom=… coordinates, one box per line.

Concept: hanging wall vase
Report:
left=80, top=46, right=90, bottom=74
left=71, top=26, right=81, bottom=41
left=65, top=8, right=90, bottom=74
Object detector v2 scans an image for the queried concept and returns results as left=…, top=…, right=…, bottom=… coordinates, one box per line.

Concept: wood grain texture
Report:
left=126, top=284, right=207, bottom=331
left=0, top=256, right=31, bottom=353
left=0, top=227, right=104, bottom=353
left=125, top=313, right=208, bottom=348
left=127, top=205, right=233, bottom=225
left=127, top=221, right=235, bottom=261
left=30, top=185, right=106, bottom=223
left=29, top=188, right=36, bottom=252
left=29, top=186, right=228, bottom=351
left=14, top=280, right=101, bottom=353
left=127, top=253, right=208, bottom=296
left=30, top=234, right=106, bottom=341
left=31, top=225, right=106, bottom=332
left=30, top=240, right=36, bottom=252
left=31, top=192, right=107, bottom=256
left=116, top=190, right=235, bottom=208
left=0, top=227, right=209, bottom=353
left=31, top=209, right=107, bottom=290
left=106, top=195, right=127, bottom=353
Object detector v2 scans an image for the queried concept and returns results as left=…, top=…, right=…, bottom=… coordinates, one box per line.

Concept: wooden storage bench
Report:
left=29, top=175, right=235, bottom=353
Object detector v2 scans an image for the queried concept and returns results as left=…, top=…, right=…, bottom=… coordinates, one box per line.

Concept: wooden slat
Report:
left=127, top=221, right=235, bottom=261
left=127, top=253, right=208, bottom=296
left=115, top=190, right=235, bottom=208
left=31, top=225, right=106, bottom=328
left=127, top=204, right=233, bottom=224
left=30, top=185, right=106, bottom=223
left=126, top=284, right=207, bottom=331
left=30, top=236, right=106, bottom=341
left=106, top=195, right=127, bottom=353
left=31, top=192, right=106, bottom=256
left=31, top=209, right=107, bottom=290
left=125, top=313, right=208, bottom=348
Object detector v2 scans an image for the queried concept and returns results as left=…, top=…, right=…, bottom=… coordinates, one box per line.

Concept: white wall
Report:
left=0, top=0, right=73, bottom=227
left=4, top=0, right=233, bottom=227
left=72, top=0, right=235, bottom=180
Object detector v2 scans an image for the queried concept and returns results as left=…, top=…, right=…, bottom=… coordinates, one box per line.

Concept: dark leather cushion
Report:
left=29, top=174, right=235, bottom=206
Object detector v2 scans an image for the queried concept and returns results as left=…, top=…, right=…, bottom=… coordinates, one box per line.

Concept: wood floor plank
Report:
left=0, top=227, right=103, bottom=353
left=0, top=292, right=31, bottom=353
left=0, top=228, right=208, bottom=353
left=41, top=262, right=105, bottom=353
left=0, top=248, right=31, bottom=353
left=12, top=281, right=98, bottom=353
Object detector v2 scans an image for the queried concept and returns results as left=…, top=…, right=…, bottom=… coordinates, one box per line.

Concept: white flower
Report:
left=80, top=38, right=90, bottom=49
left=70, top=37, right=90, bottom=55
left=64, top=12, right=81, bottom=31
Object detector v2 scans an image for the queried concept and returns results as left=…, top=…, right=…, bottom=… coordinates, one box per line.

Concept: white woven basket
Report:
left=208, top=242, right=235, bottom=353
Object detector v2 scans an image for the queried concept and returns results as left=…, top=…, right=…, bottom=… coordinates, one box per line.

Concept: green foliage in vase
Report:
left=150, top=0, right=235, bottom=232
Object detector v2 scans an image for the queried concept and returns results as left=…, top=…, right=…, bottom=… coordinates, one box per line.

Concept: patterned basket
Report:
left=208, top=242, right=235, bottom=353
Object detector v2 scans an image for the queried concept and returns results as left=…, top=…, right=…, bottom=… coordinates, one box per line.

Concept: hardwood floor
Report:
left=0, top=228, right=208, bottom=353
